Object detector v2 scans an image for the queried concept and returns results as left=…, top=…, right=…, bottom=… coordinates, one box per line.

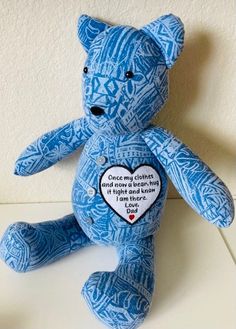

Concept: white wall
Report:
left=0, top=0, right=235, bottom=203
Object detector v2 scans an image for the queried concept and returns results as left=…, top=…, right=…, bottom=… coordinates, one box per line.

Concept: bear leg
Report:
left=0, top=214, right=93, bottom=272
left=82, top=235, right=155, bottom=329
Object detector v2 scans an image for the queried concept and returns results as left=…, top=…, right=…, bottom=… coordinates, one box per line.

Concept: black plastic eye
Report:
left=83, top=67, right=88, bottom=74
left=125, top=71, right=134, bottom=79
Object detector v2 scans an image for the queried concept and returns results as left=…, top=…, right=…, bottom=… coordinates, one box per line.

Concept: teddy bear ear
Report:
left=141, top=14, right=184, bottom=68
left=78, top=14, right=111, bottom=53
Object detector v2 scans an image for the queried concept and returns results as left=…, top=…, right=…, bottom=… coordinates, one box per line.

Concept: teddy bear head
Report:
left=78, top=14, right=184, bottom=135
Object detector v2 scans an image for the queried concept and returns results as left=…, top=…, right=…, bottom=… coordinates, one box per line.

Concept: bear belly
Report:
left=71, top=132, right=168, bottom=245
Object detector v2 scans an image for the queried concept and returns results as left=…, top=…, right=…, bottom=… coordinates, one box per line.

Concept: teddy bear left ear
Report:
left=141, top=14, right=184, bottom=68
left=78, top=15, right=111, bottom=53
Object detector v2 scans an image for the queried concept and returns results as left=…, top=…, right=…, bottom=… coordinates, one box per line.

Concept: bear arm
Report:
left=141, top=127, right=234, bottom=228
left=14, top=117, right=93, bottom=176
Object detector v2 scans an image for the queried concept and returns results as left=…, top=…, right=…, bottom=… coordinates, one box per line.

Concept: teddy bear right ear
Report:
left=78, top=15, right=111, bottom=53
left=141, top=14, right=184, bottom=68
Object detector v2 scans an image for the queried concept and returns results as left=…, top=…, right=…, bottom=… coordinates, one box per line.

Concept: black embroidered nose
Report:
left=90, top=106, right=105, bottom=116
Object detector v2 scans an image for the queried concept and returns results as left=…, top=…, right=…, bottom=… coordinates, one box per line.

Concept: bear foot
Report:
left=82, top=270, right=153, bottom=329
left=0, top=214, right=92, bottom=272
left=0, top=222, right=34, bottom=272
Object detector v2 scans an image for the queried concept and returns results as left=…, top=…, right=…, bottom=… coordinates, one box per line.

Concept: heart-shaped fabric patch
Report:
left=100, top=165, right=161, bottom=224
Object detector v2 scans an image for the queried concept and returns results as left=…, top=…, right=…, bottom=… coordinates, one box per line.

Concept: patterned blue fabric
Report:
left=78, top=15, right=110, bottom=53
left=14, top=117, right=93, bottom=176
left=0, top=214, right=93, bottom=272
left=82, top=235, right=155, bottom=329
left=0, top=13, right=234, bottom=329
left=141, top=14, right=184, bottom=68
left=141, top=127, right=234, bottom=227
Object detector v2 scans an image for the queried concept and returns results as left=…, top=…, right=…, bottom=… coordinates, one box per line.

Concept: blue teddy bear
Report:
left=0, top=14, right=234, bottom=329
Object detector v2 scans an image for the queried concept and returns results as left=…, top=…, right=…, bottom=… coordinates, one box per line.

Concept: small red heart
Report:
left=129, top=214, right=135, bottom=221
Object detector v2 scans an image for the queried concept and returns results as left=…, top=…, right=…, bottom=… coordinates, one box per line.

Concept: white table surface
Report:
left=0, top=200, right=235, bottom=329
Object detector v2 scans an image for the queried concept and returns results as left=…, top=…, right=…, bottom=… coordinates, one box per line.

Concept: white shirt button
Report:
left=87, top=187, right=96, bottom=197
left=96, top=156, right=107, bottom=166
left=85, top=218, right=94, bottom=225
